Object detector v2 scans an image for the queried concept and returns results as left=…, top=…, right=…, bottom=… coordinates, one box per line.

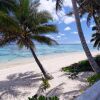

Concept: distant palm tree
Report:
left=56, top=0, right=100, bottom=73
left=0, top=0, right=58, bottom=79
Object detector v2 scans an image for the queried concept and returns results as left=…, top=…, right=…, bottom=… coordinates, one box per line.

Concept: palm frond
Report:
left=0, top=0, right=58, bottom=50
left=56, top=0, right=64, bottom=11
left=34, top=24, right=58, bottom=34
left=0, top=0, right=17, bottom=13
left=91, top=33, right=100, bottom=49
left=37, top=11, right=53, bottom=24
left=87, top=13, right=92, bottom=27
left=32, top=35, right=58, bottom=45
left=0, top=33, right=17, bottom=47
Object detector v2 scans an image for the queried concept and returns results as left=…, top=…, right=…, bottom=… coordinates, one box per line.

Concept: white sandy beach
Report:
left=0, top=51, right=99, bottom=100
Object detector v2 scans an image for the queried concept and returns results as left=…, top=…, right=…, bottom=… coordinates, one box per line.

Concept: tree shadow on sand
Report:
left=45, top=83, right=83, bottom=100
left=0, top=71, right=42, bottom=99
left=45, top=83, right=82, bottom=100
left=46, top=83, right=65, bottom=97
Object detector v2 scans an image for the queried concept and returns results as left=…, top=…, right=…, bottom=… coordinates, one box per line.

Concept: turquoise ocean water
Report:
left=0, top=44, right=97, bottom=63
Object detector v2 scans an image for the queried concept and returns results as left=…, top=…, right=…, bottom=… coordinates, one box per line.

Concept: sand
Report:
left=0, top=51, right=99, bottom=100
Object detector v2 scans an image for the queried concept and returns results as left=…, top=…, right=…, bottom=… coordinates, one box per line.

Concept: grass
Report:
left=62, top=55, right=100, bottom=74
left=87, top=74, right=100, bottom=86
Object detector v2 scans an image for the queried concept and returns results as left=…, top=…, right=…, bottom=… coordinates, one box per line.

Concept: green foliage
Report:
left=41, top=78, right=50, bottom=90
left=28, top=95, right=59, bottom=100
left=62, top=55, right=100, bottom=74
left=0, top=0, right=16, bottom=13
left=0, top=0, right=58, bottom=49
left=91, top=26, right=100, bottom=49
left=87, top=74, right=100, bottom=86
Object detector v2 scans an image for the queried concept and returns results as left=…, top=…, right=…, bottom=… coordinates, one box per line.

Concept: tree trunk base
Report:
left=44, top=73, right=54, bottom=80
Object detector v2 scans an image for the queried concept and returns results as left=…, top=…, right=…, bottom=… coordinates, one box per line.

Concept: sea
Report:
left=0, top=44, right=98, bottom=63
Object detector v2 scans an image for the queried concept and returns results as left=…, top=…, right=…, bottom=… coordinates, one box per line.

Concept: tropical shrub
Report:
left=87, top=74, right=100, bottom=86
left=28, top=95, right=59, bottom=100
left=62, top=55, right=100, bottom=74
left=41, top=78, right=50, bottom=90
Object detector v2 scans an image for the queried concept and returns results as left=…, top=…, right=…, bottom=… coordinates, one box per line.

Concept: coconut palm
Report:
left=56, top=0, right=100, bottom=73
left=77, top=0, right=100, bottom=49
left=0, top=0, right=16, bottom=13
left=75, top=0, right=100, bottom=32
left=0, top=0, right=58, bottom=79
left=66, top=0, right=100, bottom=30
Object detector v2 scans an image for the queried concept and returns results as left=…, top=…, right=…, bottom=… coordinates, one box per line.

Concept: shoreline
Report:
left=0, top=51, right=99, bottom=70
left=0, top=51, right=99, bottom=100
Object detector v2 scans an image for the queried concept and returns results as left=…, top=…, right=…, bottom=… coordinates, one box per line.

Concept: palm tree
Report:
left=0, top=0, right=58, bottom=79
left=56, top=0, right=100, bottom=73
left=77, top=0, right=100, bottom=31
left=0, top=0, right=16, bottom=13
left=66, top=0, right=100, bottom=31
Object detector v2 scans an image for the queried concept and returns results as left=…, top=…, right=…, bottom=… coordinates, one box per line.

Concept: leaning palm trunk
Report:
left=71, top=0, right=100, bottom=73
left=29, top=46, right=52, bottom=79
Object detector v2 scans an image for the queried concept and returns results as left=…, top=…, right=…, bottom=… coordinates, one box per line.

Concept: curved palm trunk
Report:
left=71, top=0, right=100, bottom=73
left=29, top=46, right=52, bottom=79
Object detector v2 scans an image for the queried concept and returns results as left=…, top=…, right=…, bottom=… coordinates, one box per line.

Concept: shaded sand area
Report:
left=0, top=51, right=99, bottom=100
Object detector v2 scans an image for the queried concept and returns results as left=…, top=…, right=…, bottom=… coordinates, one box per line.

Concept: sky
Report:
left=38, top=0, right=95, bottom=44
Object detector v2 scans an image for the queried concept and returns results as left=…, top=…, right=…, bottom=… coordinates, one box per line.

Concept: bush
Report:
left=62, top=55, right=100, bottom=74
left=28, top=95, right=59, bottom=100
left=41, top=78, right=50, bottom=90
left=87, top=74, right=100, bottom=86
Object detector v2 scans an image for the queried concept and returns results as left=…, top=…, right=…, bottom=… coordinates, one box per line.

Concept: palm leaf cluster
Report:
left=0, top=0, right=58, bottom=49
left=0, top=0, right=16, bottom=13
left=76, top=0, right=100, bottom=49
left=77, top=0, right=100, bottom=26
left=91, top=25, right=100, bottom=49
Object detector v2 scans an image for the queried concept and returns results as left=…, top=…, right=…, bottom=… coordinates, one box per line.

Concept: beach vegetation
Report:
left=28, top=95, right=59, bottom=100
left=0, top=0, right=58, bottom=79
left=41, top=78, right=50, bottom=90
left=55, top=0, right=100, bottom=73
left=62, top=55, right=100, bottom=74
left=87, top=74, right=100, bottom=86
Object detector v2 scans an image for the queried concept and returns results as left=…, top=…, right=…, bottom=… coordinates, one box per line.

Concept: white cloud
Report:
left=50, top=36, right=55, bottom=39
left=45, top=35, right=50, bottom=37
left=63, top=16, right=75, bottom=24
left=58, top=32, right=65, bottom=36
left=90, top=24, right=95, bottom=28
left=57, top=35, right=61, bottom=38
left=81, top=18, right=86, bottom=22
left=60, top=34, right=65, bottom=36
left=63, top=0, right=72, bottom=8
left=64, top=26, right=71, bottom=31
left=38, top=0, right=59, bottom=20
left=74, top=41, right=81, bottom=44
left=38, top=0, right=75, bottom=24
left=72, top=31, right=78, bottom=35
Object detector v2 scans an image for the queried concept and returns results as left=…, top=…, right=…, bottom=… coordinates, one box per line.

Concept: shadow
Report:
left=76, top=72, right=94, bottom=82
left=45, top=83, right=82, bottom=100
left=46, top=83, right=65, bottom=97
left=0, top=71, right=42, bottom=99
left=62, top=90, right=81, bottom=100
left=60, top=71, right=94, bottom=82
